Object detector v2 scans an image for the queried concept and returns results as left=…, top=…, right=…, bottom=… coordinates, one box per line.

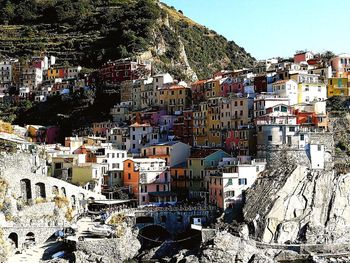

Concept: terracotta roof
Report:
left=273, top=80, right=289, bottom=84
left=189, top=149, right=222, bottom=159
left=192, top=80, right=207, bottom=85
left=130, top=122, right=151, bottom=127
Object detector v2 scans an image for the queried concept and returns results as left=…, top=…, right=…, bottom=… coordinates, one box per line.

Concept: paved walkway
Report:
left=6, top=240, right=61, bottom=263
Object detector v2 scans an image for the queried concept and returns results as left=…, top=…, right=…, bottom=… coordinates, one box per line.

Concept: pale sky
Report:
left=162, top=0, right=350, bottom=60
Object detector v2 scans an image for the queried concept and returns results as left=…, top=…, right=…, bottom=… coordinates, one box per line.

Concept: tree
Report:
left=321, top=50, right=335, bottom=60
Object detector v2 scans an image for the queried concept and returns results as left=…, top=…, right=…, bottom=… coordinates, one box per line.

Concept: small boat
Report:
left=52, top=251, right=66, bottom=259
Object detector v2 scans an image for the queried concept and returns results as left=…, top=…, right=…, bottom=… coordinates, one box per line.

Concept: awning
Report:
left=93, top=199, right=131, bottom=205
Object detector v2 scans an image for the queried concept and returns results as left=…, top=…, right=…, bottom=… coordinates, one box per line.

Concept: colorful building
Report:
left=327, top=77, right=349, bottom=97
left=123, top=158, right=173, bottom=205
left=141, top=141, right=191, bottom=167
left=187, top=149, right=230, bottom=200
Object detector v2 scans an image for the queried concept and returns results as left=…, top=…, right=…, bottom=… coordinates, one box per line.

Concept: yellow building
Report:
left=193, top=102, right=209, bottom=147
left=72, top=163, right=107, bottom=193
left=327, top=78, right=349, bottom=97
left=157, top=85, right=192, bottom=114
left=204, top=79, right=221, bottom=99
left=207, top=98, right=221, bottom=147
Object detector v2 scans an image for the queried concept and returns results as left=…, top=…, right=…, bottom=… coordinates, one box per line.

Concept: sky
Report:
left=162, top=0, right=350, bottom=60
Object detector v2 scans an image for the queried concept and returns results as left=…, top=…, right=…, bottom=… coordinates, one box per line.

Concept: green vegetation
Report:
left=11, top=88, right=119, bottom=142
left=0, top=0, right=254, bottom=79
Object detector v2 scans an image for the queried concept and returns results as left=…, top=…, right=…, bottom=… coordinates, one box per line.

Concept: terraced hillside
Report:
left=0, top=0, right=255, bottom=80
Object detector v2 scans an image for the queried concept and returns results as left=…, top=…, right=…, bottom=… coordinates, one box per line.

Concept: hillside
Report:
left=0, top=0, right=255, bottom=80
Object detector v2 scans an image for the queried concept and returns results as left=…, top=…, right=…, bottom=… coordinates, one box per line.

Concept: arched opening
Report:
left=24, top=232, right=36, bottom=248
left=71, top=195, right=76, bottom=207
left=8, top=233, right=18, bottom=249
left=61, top=187, right=66, bottom=197
left=139, top=225, right=170, bottom=249
left=88, top=197, right=95, bottom=203
left=35, top=182, right=46, bottom=199
left=26, top=232, right=35, bottom=242
left=52, top=185, right=59, bottom=195
left=176, top=215, right=183, bottom=223
left=160, top=215, right=167, bottom=223
left=78, top=193, right=85, bottom=200
left=20, top=179, right=32, bottom=202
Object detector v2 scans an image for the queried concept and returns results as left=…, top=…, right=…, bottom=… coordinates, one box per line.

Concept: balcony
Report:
left=231, top=115, right=241, bottom=120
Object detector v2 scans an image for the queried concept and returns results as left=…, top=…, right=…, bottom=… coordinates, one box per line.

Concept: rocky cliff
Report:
left=0, top=0, right=255, bottom=80
left=243, top=125, right=350, bottom=245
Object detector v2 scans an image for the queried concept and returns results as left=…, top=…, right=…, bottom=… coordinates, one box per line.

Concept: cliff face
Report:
left=244, top=125, right=350, bottom=245
left=0, top=0, right=255, bottom=80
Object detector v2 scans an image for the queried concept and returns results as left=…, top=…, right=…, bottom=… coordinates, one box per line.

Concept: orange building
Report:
left=170, top=163, right=188, bottom=201
left=123, top=159, right=140, bottom=197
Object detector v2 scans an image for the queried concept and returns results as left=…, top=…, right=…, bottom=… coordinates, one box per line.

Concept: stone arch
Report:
left=8, top=233, right=18, bottom=249
left=35, top=182, right=46, bottom=199
left=71, top=195, right=76, bottom=207
left=61, top=187, right=66, bottom=197
left=52, top=185, right=59, bottom=195
left=25, top=232, right=35, bottom=243
left=79, top=193, right=85, bottom=200
left=20, top=179, right=32, bottom=202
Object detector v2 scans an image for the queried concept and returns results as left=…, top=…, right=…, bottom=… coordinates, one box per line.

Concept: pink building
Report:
left=294, top=51, right=314, bottom=64
left=330, top=54, right=350, bottom=77
left=220, top=77, right=244, bottom=97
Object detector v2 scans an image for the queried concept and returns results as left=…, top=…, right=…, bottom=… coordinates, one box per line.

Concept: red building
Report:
left=224, top=127, right=256, bottom=156
left=220, top=77, right=245, bottom=97
left=99, top=59, right=151, bottom=84
left=191, top=80, right=207, bottom=104
left=254, top=74, right=267, bottom=93
left=173, top=110, right=193, bottom=146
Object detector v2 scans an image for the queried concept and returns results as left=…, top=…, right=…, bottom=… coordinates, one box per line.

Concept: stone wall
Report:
left=0, top=152, right=106, bottom=251
left=0, top=152, right=105, bottom=209
left=134, top=208, right=217, bottom=235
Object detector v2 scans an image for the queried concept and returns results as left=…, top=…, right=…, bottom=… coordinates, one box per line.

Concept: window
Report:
left=128, top=173, right=131, bottom=180
left=200, top=160, right=204, bottom=166
left=318, top=145, right=322, bottom=151
left=300, top=134, right=304, bottom=141
left=55, top=163, right=63, bottom=169
left=268, top=135, right=272, bottom=141
left=228, top=178, right=233, bottom=185
left=156, top=185, right=159, bottom=191
left=289, top=127, right=295, bottom=132
left=238, top=178, right=247, bottom=185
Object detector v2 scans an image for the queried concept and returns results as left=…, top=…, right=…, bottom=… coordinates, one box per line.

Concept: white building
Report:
left=0, top=61, right=12, bottom=94
left=310, top=144, right=325, bottom=170
left=254, top=94, right=290, bottom=118
left=272, top=79, right=298, bottom=105
left=208, top=157, right=266, bottom=209
left=21, top=67, right=43, bottom=89
left=129, top=123, right=159, bottom=154
left=106, top=126, right=130, bottom=151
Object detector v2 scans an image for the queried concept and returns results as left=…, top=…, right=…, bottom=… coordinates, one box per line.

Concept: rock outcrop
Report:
left=74, top=226, right=141, bottom=263
left=244, top=127, right=350, bottom=245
